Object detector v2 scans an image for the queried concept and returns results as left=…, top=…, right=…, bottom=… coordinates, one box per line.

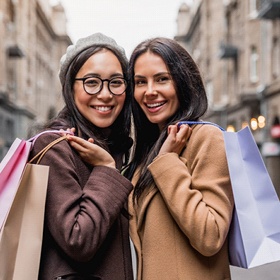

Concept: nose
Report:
left=97, top=81, right=112, bottom=100
left=145, top=81, right=157, bottom=96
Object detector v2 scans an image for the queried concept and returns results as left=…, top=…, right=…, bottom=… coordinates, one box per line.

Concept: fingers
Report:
left=168, top=124, right=191, bottom=142
left=177, top=124, right=192, bottom=141
left=167, top=124, right=178, bottom=135
left=67, top=135, right=115, bottom=168
left=59, top=128, right=67, bottom=136
left=69, top=127, right=75, bottom=134
left=67, top=135, right=90, bottom=152
left=59, top=127, right=75, bottom=136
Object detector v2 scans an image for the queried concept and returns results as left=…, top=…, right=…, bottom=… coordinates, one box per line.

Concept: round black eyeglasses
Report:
left=75, top=76, right=127, bottom=96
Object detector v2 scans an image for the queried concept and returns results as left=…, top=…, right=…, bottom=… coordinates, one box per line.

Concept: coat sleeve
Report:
left=147, top=125, right=234, bottom=257
left=31, top=134, right=133, bottom=262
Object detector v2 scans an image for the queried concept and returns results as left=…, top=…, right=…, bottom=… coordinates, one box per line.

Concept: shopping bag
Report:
left=0, top=139, right=32, bottom=230
left=179, top=121, right=280, bottom=268
left=0, top=163, right=49, bottom=280
left=0, top=130, right=72, bottom=230
left=224, top=126, right=280, bottom=268
left=0, top=135, right=68, bottom=280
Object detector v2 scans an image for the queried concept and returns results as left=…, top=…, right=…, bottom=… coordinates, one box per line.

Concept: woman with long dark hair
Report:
left=125, top=37, right=234, bottom=280
left=29, top=33, right=134, bottom=280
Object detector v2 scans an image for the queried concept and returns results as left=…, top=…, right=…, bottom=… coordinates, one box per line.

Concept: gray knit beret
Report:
left=58, top=32, right=127, bottom=85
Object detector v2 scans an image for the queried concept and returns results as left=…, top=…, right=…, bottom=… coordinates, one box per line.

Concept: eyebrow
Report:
left=134, top=74, right=145, bottom=78
left=134, top=71, right=170, bottom=78
left=83, top=72, right=124, bottom=79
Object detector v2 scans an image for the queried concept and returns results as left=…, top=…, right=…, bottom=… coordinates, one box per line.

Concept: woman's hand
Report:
left=158, top=124, right=192, bottom=156
left=59, top=127, right=75, bottom=136
left=67, top=135, right=116, bottom=169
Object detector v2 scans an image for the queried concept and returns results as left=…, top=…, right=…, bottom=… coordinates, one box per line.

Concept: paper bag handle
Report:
left=29, top=136, right=68, bottom=164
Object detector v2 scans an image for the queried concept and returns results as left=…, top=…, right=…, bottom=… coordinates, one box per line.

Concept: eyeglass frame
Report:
left=74, top=76, right=127, bottom=96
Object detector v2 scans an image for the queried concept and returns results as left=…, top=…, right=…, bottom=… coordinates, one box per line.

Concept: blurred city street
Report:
left=230, top=261, right=280, bottom=279
left=0, top=0, right=280, bottom=278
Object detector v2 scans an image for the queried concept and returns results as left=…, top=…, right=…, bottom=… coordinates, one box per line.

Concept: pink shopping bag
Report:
left=0, top=139, right=32, bottom=230
left=0, top=135, right=68, bottom=280
left=0, top=129, right=73, bottom=230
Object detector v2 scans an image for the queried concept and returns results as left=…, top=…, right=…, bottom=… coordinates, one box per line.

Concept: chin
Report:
left=95, top=120, right=115, bottom=128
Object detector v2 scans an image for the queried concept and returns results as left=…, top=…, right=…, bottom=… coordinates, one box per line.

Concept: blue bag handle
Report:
left=178, top=121, right=225, bottom=131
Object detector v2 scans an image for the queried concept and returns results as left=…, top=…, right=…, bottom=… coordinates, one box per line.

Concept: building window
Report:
left=250, top=46, right=259, bottom=83
left=250, top=0, right=257, bottom=12
left=8, top=0, right=15, bottom=22
left=249, top=0, right=261, bottom=12
left=249, top=0, right=260, bottom=18
left=206, top=81, right=214, bottom=107
left=272, top=37, right=280, bottom=79
left=5, top=119, right=15, bottom=143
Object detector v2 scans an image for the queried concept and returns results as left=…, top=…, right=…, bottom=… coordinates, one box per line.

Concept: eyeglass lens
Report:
left=83, top=77, right=126, bottom=95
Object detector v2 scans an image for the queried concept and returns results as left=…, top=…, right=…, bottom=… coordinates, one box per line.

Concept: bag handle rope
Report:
left=29, top=135, right=68, bottom=164
left=178, top=121, right=225, bottom=131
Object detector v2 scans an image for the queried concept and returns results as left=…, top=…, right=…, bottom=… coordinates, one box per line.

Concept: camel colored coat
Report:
left=129, top=124, right=234, bottom=280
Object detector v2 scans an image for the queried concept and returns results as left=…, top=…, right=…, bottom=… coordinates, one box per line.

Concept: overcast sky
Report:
left=51, top=0, right=192, bottom=58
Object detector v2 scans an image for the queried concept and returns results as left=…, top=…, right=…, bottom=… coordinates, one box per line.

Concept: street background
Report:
left=0, top=0, right=280, bottom=278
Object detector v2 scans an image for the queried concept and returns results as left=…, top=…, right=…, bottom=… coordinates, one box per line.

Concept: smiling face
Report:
left=73, top=49, right=126, bottom=128
left=133, top=51, right=179, bottom=130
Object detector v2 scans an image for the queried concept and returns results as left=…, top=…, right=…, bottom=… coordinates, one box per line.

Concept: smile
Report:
left=146, top=101, right=166, bottom=108
left=92, top=106, right=113, bottom=112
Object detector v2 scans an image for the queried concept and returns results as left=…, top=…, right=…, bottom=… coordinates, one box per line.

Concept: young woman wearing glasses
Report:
left=29, top=33, right=134, bottom=280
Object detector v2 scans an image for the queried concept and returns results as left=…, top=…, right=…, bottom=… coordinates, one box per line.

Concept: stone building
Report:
left=175, top=0, right=280, bottom=195
left=0, top=0, right=71, bottom=159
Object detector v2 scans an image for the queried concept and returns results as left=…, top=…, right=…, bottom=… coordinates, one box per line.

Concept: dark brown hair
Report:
left=124, top=37, right=208, bottom=200
left=46, top=45, right=132, bottom=164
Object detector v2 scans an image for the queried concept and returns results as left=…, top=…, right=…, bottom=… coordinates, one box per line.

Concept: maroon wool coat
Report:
left=30, top=133, right=133, bottom=280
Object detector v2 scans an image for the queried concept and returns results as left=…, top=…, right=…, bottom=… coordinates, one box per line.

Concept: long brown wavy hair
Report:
left=124, top=37, right=208, bottom=201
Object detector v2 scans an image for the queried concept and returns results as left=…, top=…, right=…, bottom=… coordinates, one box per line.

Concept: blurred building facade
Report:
left=175, top=0, right=280, bottom=195
left=0, top=0, right=71, bottom=159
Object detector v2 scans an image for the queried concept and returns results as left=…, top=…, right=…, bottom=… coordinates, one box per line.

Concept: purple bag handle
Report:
left=178, top=121, right=225, bottom=131
left=27, top=129, right=74, bottom=146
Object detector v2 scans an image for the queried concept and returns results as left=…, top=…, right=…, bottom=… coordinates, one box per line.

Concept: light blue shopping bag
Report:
left=179, top=121, right=280, bottom=268
left=224, top=126, right=280, bottom=268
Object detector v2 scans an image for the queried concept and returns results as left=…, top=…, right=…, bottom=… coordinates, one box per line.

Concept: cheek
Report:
left=171, top=97, right=180, bottom=115
left=173, top=100, right=180, bottom=114
left=74, top=91, right=83, bottom=103
left=172, top=93, right=180, bottom=108
left=74, top=91, right=91, bottom=109
left=74, top=83, right=90, bottom=103
left=116, top=94, right=126, bottom=110
left=169, top=85, right=179, bottom=107
left=73, top=84, right=81, bottom=102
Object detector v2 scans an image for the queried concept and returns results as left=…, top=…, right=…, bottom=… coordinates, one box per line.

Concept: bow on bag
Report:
left=179, top=121, right=280, bottom=269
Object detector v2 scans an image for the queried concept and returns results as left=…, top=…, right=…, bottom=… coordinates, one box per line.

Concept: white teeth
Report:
left=94, top=106, right=112, bottom=112
left=147, top=102, right=165, bottom=108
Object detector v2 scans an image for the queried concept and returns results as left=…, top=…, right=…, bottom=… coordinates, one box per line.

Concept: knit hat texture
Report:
left=59, top=32, right=127, bottom=85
